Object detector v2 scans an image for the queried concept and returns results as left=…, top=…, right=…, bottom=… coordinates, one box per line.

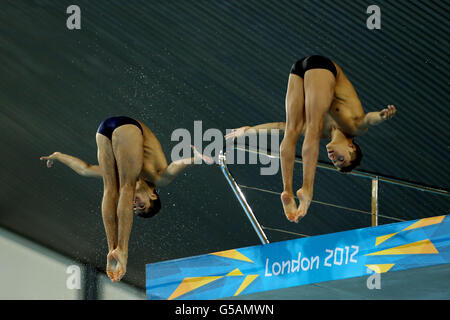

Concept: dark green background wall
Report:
left=1, top=0, right=448, bottom=289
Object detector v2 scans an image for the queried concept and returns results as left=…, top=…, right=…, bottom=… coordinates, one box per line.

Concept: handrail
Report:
left=218, top=151, right=270, bottom=245
left=234, top=145, right=450, bottom=198
left=237, top=184, right=406, bottom=222
left=371, top=177, right=379, bottom=226
left=219, top=144, right=446, bottom=241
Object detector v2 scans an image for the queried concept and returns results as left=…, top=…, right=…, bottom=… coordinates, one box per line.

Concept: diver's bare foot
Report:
left=293, top=188, right=312, bottom=223
left=110, top=248, right=128, bottom=282
left=106, top=251, right=119, bottom=281
left=281, top=191, right=297, bottom=222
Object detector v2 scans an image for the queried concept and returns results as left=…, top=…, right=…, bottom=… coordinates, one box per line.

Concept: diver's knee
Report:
left=118, top=183, right=136, bottom=199
left=119, top=183, right=135, bottom=193
left=103, top=188, right=119, bottom=201
left=282, top=127, right=302, bottom=144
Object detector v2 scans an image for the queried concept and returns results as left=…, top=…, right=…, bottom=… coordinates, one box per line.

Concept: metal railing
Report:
left=219, top=151, right=270, bottom=245
left=218, top=145, right=449, bottom=243
left=236, top=145, right=449, bottom=226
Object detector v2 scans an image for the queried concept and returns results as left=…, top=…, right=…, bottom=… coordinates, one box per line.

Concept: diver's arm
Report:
left=154, top=157, right=195, bottom=187
left=355, top=105, right=397, bottom=135
left=250, top=122, right=286, bottom=132
left=40, top=152, right=102, bottom=178
left=154, top=146, right=213, bottom=187
left=225, top=122, right=286, bottom=140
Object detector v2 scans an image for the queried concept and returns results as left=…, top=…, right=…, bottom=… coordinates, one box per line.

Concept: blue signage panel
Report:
left=146, top=215, right=450, bottom=300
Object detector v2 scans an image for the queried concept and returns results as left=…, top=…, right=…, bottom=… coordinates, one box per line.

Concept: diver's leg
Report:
left=109, top=125, right=144, bottom=282
left=296, top=69, right=335, bottom=219
left=96, top=133, right=119, bottom=279
left=280, top=73, right=305, bottom=221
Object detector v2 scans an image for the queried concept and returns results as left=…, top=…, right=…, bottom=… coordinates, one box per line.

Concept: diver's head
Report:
left=326, top=139, right=362, bottom=173
left=134, top=179, right=162, bottom=218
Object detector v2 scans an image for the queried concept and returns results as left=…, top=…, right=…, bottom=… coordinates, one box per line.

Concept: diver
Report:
left=41, top=116, right=212, bottom=282
left=226, top=55, right=396, bottom=223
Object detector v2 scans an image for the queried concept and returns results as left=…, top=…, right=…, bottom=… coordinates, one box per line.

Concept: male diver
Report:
left=226, top=55, right=396, bottom=223
left=41, top=116, right=212, bottom=282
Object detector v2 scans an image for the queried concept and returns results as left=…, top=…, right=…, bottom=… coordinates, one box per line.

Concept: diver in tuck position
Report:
left=226, top=55, right=396, bottom=223
left=41, top=116, right=212, bottom=282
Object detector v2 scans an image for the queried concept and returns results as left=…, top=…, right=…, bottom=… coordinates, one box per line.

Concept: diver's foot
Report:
left=110, top=248, right=128, bottom=282
left=281, top=191, right=298, bottom=222
left=106, top=251, right=118, bottom=281
left=293, top=188, right=311, bottom=223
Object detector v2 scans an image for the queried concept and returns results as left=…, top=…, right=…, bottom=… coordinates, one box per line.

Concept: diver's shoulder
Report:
left=332, top=61, right=343, bottom=75
left=136, top=120, right=150, bottom=131
left=136, top=120, right=157, bottom=138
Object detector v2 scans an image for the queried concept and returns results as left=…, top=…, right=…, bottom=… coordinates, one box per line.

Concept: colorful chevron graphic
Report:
left=211, top=249, right=254, bottom=262
left=168, top=249, right=259, bottom=300
left=374, top=215, right=445, bottom=246
left=364, top=215, right=445, bottom=273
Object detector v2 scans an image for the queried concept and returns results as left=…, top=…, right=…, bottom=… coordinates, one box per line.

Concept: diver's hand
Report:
left=40, top=152, right=61, bottom=168
left=191, top=145, right=214, bottom=164
left=225, top=126, right=250, bottom=141
left=380, top=105, right=396, bottom=121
